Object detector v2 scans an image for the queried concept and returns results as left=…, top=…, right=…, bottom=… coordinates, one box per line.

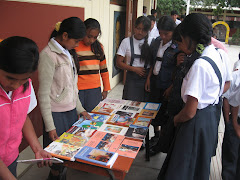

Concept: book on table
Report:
left=98, top=124, right=129, bottom=136
left=138, top=109, right=158, bottom=119
left=74, top=146, right=118, bottom=168
left=116, top=138, right=143, bottom=158
left=125, top=125, right=148, bottom=140
left=92, top=102, right=123, bottom=115
left=73, top=120, right=103, bottom=130
left=85, top=131, right=125, bottom=152
left=106, top=114, right=135, bottom=127
left=17, top=157, right=63, bottom=164
left=132, top=116, right=151, bottom=127
left=143, top=102, right=161, bottom=111
left=44, top=132, right=88, bottom=161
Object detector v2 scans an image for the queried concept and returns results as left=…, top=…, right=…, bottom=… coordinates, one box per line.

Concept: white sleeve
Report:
left=27, top=82, right=37, bottom=114
left=117, top=38, right=128, bottom=57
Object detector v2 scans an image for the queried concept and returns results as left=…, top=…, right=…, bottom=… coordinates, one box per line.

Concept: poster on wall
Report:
left=112, top=11, right=126, bottom=78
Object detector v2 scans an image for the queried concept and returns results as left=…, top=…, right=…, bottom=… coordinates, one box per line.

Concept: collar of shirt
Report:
left=0, top=85, right=12, bottom=99
left=51, top=38, right=73, bottom=67
left=157, top=40, right=172, bottom=58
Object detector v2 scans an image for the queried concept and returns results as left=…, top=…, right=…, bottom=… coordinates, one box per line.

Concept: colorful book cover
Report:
left=102, top=98, right=128, bottom=105
left=138, top=109, right=158, bottom=119
left=66, top=126, right=95, bottom=138
left=92, top=102, right=122, bottom=115
left=117, top=139, right=143, bottom=158
left=126, top=101, right=145, bottom=108
left=73, top=120, right=103, bottom=130
left=143, top=102, right=161, bottom=111
left=44, top=142, right=81, bottom=161
left=98, top=124, right=128, bottom=136
left=55, top=132, right=88, bottom=147
left=111, top=110, right=136, bottom=118
left=106, top=114, right=134, bottom=127
left=125, top=125, right=148, bottom=140
left=85, top=131, right=124, bottom=152
left=121, top=105, right=141, bottom=113
left=74, top=146, right=118, bottom=168
left=132, top=117, right=151, bottom=127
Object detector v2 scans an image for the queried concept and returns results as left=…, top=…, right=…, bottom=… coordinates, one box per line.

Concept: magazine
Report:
left=111, top=109, right=136, bottom=118
left=117, top=139, right=143, bottom=158
left=102, top=98, right=128, bottom=105
left=125, top=125, right=148, bottom=140
left=75, top=146, right=118, bottom=168
left=138, top=109, right=158, bottom=119
left=98, top=124, right=128, bottom=136
left=126, top=101, right=145, bottom=108
left=73, top=120, right=103, bottom=130
left=17, top=157, right=63, bottom=164
left=44, top=142, right=82, bottom=161
left=143, top=102, right=161, bottom=111
left=55, top=132, right=88, bottom=147
left=67, top=126, right=95, bottom=138
left=106, top=114, right=135, bottom=127
left=92, top=102, right=122, bottom=115
left=132, top=116, right=151, bottom=127
left=121, top=105, right=141, bottom=113
left=85, top=131, right=124, bottom=152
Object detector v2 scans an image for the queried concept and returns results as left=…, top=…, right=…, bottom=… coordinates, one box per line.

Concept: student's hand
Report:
left=133, top=67, right=145, bottom=77
left=49, top=129, right=59, bottom=141
left=145, top=78, right=151, bottom=92
left=176, top=53, right=185, bottom=66
left=102, top=91, right=108, bottom=100
left=173, top=115, right=179, bottom=127
left=81, top=111, right=92, bottom=120
left=35, top=149, right=52, bottom=168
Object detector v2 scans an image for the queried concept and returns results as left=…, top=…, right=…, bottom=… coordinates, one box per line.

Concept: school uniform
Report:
left=158, top=44, right=232, bottom=180
left=150, top=37, right=178, bottom=103
left=117, top=36, right=153, bottom=101
left=222, top=70, right=240, bottom=180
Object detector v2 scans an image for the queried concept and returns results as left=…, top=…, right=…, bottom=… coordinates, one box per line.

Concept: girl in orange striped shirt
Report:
left=75, top=18, right=111, bottom=112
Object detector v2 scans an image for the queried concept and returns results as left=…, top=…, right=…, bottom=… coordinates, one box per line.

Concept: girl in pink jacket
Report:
left=0, top=36, right=51, bottom=180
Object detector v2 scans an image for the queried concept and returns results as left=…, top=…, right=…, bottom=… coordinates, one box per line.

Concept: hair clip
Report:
left=55, top=22, right=62, bottom=32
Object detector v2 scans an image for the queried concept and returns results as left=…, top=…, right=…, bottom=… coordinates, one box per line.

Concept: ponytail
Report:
left=140, top=34, right=151, bottom=65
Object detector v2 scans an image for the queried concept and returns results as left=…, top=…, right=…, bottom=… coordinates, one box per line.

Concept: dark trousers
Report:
left=78, top=87, right=102, bottom=112
left=43, top=109, right=78, bottom=171
left=7, top=157, right=18, bottom=178
left=222, top=116, right=240, bottom=180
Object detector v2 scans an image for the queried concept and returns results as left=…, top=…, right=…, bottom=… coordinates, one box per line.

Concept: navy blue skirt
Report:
left=158, top=104, right=219, bottom=180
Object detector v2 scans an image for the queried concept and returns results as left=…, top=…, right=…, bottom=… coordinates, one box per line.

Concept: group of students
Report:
left=116, top=13, right=239, bottom=180
left=0, top=17, right=110, bottom=180
left=0, top=13, right=239, bottom=180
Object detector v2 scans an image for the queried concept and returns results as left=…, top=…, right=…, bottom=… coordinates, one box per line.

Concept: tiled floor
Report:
left=17, top=44, right=239, bottom=180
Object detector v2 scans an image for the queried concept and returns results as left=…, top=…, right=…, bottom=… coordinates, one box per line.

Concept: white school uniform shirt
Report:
left=0, top=82, right=37, bottom=114
left=153, top=40, right=172, bottom=75
left=117, top=36, right=153, bottom=68
left=175, top=19, right=181, bottom=25
left=223, top=70, right=240, bottom=117
left=233, top=60, right=240, bottom=71
left=181, top=44, right=232, bottom=109
left=149, top=25, right=160, bottom=39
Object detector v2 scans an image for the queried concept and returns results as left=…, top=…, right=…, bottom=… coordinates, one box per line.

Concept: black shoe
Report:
left=149, top=146, right=161, bottom=156
left=47, top=167, right=67, bottom=180
left=149, top=136, right=159, bottom=148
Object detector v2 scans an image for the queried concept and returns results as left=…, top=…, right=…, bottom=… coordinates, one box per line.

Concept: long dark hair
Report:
left=135, top=16, right=151, bottom=65
left=0, top=36, right=39, bottom=91
left=84, top=18, right=104, bottom=60
left=157, top=16, right=176, bottom=32
left=50, top=17, right=86, bottom=72
left=176, top=13, right=212, bottom=48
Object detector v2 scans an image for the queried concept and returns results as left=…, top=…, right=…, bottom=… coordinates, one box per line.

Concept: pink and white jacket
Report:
left=0, top=79, right=31, bottom=166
